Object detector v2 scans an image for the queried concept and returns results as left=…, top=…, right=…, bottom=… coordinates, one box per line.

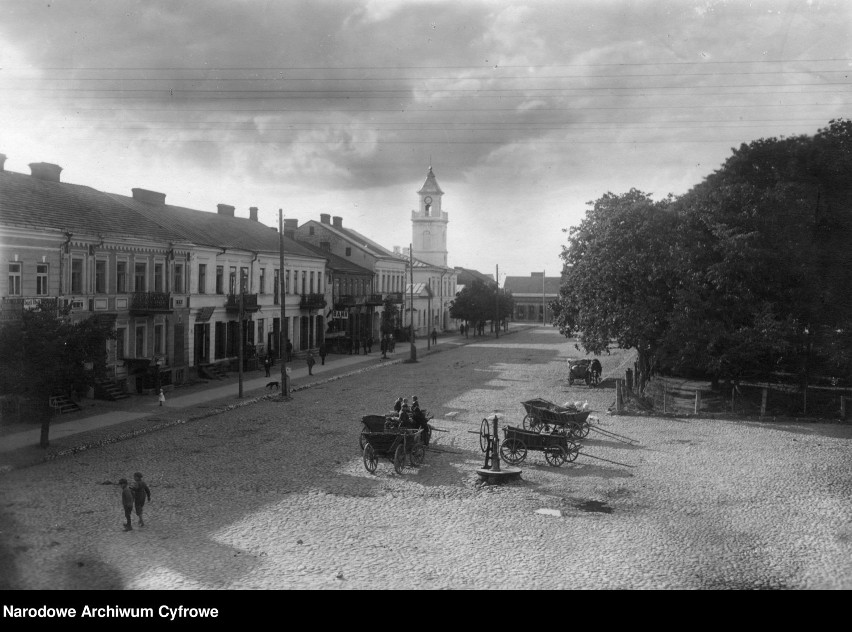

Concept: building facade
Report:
left=502, top=272, right=561, bottom=323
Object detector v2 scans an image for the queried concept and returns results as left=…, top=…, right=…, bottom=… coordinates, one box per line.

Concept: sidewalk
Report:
left=0, top=329, right=513, bottom=468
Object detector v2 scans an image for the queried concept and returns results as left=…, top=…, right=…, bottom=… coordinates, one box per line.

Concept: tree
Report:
left=449, top=279, right=512, bottom=333
left=380, top=297, right=400, bottom=338
left=0, top=303, right=115, bottom=447
left=551, top=190, right=678, bottom=388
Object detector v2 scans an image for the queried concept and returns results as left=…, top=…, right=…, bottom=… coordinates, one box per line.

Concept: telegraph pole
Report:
left=495, top=264, right=499, bottom=338
left=409, top=243, right=416, bottom=362
left=542, top=269, right=546, bottom=324
left=279, top=209, right=289, bottom=397
left=238, top=290, right=244, bottom=398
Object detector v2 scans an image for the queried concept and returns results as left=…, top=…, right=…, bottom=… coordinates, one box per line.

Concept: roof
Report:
left=391, top=251, right=453, bottom=272
left=0, top=169, right=175, bottom=242
left=300, top=219, right=398, bottom=261
left=503, top=274, right=562, bottom=295
left=404, top=282, right=432, bottom=298
left=454, top=267, right=494, bottom=286
left=416, top=167, right=444, bottom=196
left=294, top=240, right=374, bottom=276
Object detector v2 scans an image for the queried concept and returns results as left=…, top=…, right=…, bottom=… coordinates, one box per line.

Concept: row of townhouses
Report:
left=0, top=154, right=458, bottom=395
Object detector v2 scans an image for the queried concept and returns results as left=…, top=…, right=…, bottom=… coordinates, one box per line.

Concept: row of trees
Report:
left=552, top=119, right=852, bottom=390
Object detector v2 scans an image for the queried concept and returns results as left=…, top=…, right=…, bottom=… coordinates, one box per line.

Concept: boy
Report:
left=119, top=478, right=134, bottom=531
left=131, top=472, right=152, bottom=527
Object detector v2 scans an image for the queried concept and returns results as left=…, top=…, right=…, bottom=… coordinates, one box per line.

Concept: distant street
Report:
left=1, top=325, right=850, bottom=590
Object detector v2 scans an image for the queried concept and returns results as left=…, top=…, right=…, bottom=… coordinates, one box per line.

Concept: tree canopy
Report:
left=553, top=118, right=852, bottom=387
left=0, top=304, right=115, bottom=446
left=449, top=279, right=513, bottom=327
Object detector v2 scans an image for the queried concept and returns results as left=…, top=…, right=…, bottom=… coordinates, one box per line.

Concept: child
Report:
left=158, top=388, right=165, bottom=406
left=131, top=472, right=152, bottom=527
left=119, top=478, right=134, bottom=531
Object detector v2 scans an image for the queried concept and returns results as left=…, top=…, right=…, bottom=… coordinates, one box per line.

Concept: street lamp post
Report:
left=409, top=243, right=416, bottom=362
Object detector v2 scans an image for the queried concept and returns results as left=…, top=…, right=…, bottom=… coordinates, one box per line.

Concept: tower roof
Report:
left=416, top=166, right=444, bottom=195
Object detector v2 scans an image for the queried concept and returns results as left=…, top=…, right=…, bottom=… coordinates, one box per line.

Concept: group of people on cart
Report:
left=392, top=395, right=431, bottom=445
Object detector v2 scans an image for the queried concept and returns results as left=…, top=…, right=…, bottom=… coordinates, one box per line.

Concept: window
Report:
left=135, top=325, right=145, bottom=357
left=345, top=247, right=351, bottom=256
left=216, top=265, right=224, bottom=294
left=310, top=271, right=315, bottom=293
left=36, top=263, right=48, bottom=296
left=273, top=269, right=280, bottom=304
left=154, top=263, right=164, bottom=292
left=8, top=263, right=21, bottom=296
left=198, top=264, right=207, bottom=294
left=229, top=267, right=237, bottom=294
left=257, top=319, right=264, bottom=346
left=71, top=258, right=84, bottom=294
left=173, top=263, right=184, bottom=294
left=317, top=272, right=323, bottom=293
left=259, top=268, right=266, bottom=294
left=134, top=262, right=146, bottom=292
left=309, top=226, right=315, bottom=235
left=95, top=260, right=107, bottom=294
left=285, top=270, right=291, bottom=294
left=301, top=271, right=306, bottom=294
left=154, top=324, right=164, bottom=355
left=320, top=241, right=330, bottom=251
left=240, top=267, right=248, bottom=293
left=116, top=261, right=127, bottom=293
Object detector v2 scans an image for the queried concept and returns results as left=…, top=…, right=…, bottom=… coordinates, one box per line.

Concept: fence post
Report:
left=760, top=387, right=767, bottom=417
left=615, top=379, right=624, bottom=413
left=694, top=390, right=701, bottom=414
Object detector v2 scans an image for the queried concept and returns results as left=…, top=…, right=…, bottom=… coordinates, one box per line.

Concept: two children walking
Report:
left=119, top=472, right=151, bottom=531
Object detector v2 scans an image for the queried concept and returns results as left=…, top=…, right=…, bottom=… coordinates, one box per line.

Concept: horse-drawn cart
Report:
left=499, top=426, right=580, bottom=467
left=521, top=398, right=592, bottom=438
left=361, top=428, right=425, bottom=474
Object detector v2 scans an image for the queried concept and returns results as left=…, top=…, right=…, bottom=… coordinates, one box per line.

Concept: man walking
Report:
left=318, top=342, right=327, bottom=365
left=306, top=350, right=316, bottom=376
left=431, top=329, right=438, bottom=345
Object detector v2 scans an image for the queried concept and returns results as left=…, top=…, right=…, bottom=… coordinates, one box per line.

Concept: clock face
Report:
left=424, top=196, right=432, bottom=205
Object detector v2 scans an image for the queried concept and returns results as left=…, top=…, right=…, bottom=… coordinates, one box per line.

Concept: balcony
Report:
left=225, top=293, right=259, bottom=313
left=129, top=292, right=172, bottom=315
left=336, top=294, right=358, bottom=308
left=366, top=293, right=384, bottom=306
left=0, top=296, right=59, bottom=321
left=385, top=292, right=404, bottom=304
left=300, top=293, right=327, bottom=310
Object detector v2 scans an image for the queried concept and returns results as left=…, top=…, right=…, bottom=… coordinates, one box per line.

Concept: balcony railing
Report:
left=385, top=292, right=404, bottom=304
left=366, top=293, right=384, bottom=306
left=225, top=293, right=259, bottom=312
left=129, top=292, right=172, bottom=314
left=300, top=293, right=327, bottom=310
left=337, top=294, right=358, bottom=307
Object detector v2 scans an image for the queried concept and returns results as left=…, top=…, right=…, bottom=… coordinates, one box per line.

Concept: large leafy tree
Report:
left=380, top=297, right=400, bottom=337
left=0, top=304, right=115, bottom=447
left=449, top=279, right=512, bottom=331
left=551, top=189, right=678, bottom=388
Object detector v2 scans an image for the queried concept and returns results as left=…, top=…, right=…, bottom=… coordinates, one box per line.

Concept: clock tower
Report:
left=412, top=166, right=448, bottom=266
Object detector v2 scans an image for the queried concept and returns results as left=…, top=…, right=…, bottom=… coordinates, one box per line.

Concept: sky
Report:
left=1, top=0, right=850, bottom=280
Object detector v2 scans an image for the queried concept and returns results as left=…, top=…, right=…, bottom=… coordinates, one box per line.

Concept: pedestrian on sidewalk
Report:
left=131, top=472, right=151, bottom=527
left=431, top=329, right=438, bottom=345
left=318, top=342, right=327, bottom=365
left=119, top=478, right=134, bottom=531
left=381, top=337, right=387, bottom=359
left=286, top=339, right=293, bottom=362
left=306, top=350, right=316, bottom=375
left=264, top=356, right=271, bottom=377
left=363, top=338, right=369, bottom=355
left=158, top=388, right=165, bottom=406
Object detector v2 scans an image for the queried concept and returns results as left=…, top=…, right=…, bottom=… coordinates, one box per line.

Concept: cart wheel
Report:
left=500, top=438, right=527, bottom=465
left=522, top=414, right=532, bottom=431
left=410, top=444, right=426, bottom=467
left=564, top=440, right=580, bottom=462
left=393, top=444, right=406, bottom=474
left=479, top=418, right=490, bottom=453
left=359, top=431, right=368, bottom=450
left=363, top=444, right=378, bottom=474
left=576, top=422, right=590, bottom=439
left=545, top=445, right=568, bottom=467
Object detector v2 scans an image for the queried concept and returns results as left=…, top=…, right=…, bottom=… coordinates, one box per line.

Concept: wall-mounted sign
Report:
left=332, top=310, right=348, bottom=320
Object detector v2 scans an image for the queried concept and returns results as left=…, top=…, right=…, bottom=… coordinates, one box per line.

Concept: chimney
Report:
left=249, top=206, right=259, bottom=221
left=217, top=204, right=235, bottom=217
left=132, top=188, right=166, bottom=205
left=332, top=216, right=342, bottom=228
left=393, top=246, right=401, bottom=254
left=29, top=162, right=62, bottom=182
left=283, top=218, right=298, bottom=240
left=0, top=154, right=6, bottom=171
left=320, top=213, right=331, bottom=224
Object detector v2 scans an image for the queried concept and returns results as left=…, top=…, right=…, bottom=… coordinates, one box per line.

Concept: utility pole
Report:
left=426, top=280, right=431, bottom=350
left=409, top=243, right=416, bottom=362
left=238, top=290, right=244, bottom=398
left=279, top=209, right=289, bottom=398
left=495, top=264, right=499, bottom=338
left=542, top=269, right=546, bottom=325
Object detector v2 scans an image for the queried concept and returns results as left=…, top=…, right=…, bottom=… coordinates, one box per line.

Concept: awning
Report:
left=195, top=306, right=215, bottom=322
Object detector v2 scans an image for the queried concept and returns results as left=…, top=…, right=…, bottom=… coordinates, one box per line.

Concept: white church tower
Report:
left=412, top=166, right=448, bottom=266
